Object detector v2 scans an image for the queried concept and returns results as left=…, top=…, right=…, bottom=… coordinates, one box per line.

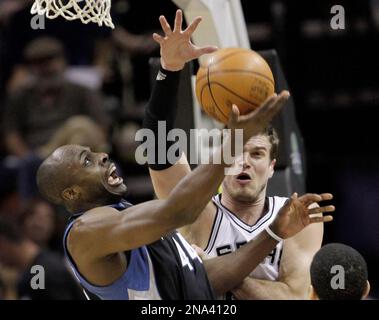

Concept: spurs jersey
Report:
left=205, top=194, right=288, bottom=281
left=63, top=200, right=215, bottom=300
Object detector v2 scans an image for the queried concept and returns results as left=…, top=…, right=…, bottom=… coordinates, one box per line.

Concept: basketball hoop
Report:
left=30, top=0, right=115, bottom=29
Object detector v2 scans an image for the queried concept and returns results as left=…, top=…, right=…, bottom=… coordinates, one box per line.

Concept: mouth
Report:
left=107, top=163, right=124, bottom=187
left=236, top=172, right=252, bottom=185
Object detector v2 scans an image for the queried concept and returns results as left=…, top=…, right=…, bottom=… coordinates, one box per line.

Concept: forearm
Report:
left=231, top=277, right=302, bottom=300
left=142, top=66, right=181, bottom=170
left=164, top=143, right=229, bottom=225
left=203, top=231, right=278, bottom=296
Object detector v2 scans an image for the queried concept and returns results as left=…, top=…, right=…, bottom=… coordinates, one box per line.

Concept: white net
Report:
left=30, top=0, right=115, bottom=29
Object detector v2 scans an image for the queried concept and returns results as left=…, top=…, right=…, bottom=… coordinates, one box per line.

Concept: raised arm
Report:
left=145, top=10, right=216, bottom=199
left=143, top=10, right=219, bottom=246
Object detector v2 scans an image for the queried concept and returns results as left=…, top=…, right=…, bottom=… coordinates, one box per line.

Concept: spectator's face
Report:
left=0, top=238, right=19, bottom=268
left=23, top=202, right=55, bottom=247
left=222, top=135, right=275, bottom=203
left=29, top=56, right=65, bottom=88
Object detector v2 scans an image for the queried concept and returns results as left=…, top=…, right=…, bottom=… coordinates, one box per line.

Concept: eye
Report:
left=84, top=157, right=91, bottom=167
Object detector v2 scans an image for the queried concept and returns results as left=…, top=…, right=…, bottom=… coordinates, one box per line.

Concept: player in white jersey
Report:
left=206, top=194, right=288, bottom=281
left=148, top=122, right=333, bottom=300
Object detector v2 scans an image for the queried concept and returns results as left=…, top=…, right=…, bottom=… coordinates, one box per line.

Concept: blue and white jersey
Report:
left=63, top=200, right=215, bottom=300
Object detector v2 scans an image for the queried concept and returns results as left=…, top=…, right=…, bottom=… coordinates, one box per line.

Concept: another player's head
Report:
left=222, top=126, right=279, bottom=203
left=310, top=243, right=370, bottom=300
left=37, top=145, right=127, bottom=213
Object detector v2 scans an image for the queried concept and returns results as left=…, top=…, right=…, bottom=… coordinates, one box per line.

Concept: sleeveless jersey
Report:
left=63, top=200, right=215, bottom=300
left=205, top=194, right=288, bottom=281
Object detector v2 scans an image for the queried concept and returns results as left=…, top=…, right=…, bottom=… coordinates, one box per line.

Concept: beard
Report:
left=223, top=180, right=267, bottom=203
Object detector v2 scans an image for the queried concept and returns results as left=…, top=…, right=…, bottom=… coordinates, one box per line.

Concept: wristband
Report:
left=265, top=226, right=283, bottom=242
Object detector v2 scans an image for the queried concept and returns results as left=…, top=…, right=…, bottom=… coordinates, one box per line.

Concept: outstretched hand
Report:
left=270, top=193, right=335, bottom=239
left=228, top=91, right=290, bottom=145
left=153, top=9, right=218, bottom=71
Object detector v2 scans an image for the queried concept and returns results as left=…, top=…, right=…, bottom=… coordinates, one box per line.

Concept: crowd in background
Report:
left=0, top=0, right=378, bottom=299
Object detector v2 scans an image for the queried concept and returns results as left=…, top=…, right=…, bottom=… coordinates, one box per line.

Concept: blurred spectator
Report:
left=111, top=0, right=178, bottom=104
left=2, top=37, right=110, bottom=201
left=4, top=36, right=110, bottom=156
left=0, top=0, right=29, bottom=26
left=0, top=217, right=85, bottom=300
left=19, top=199, right=56, bottom=249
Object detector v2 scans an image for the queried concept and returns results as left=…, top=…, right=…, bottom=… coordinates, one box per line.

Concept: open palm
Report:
left=153, top=10, right=218, bottom=71
left=271, top=193, right=335, bottom=239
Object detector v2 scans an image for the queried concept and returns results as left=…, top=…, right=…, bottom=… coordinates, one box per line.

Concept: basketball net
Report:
left=30, top=0, right=115, bottom=29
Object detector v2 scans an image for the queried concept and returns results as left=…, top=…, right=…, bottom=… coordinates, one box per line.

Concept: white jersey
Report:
left=205, top=194, right=288, bottom=281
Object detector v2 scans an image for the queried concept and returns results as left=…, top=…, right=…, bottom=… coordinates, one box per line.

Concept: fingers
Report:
left=308, top=205, right=335, bottom=215
left=237, top=93, right=278, bottom=122
left=318, top=193, right=333, bottom=201
left=309, top=215, right=333, bottom=224
left=298, top=193, right=323, bottom=207
left=159, top=15, right=172, bottom=35
left=228, top=104, right=240, bottom=124
left=265, top=90, right=290, bottom=119
left=173, top=9, right=183, bottom=33
left=183, top=16, right=202, bottom=36
left=152, top=33, right=164, bottom=44
left=195, top=45, right=218, bottom=56
left=299, top=192, right=334, bottom=207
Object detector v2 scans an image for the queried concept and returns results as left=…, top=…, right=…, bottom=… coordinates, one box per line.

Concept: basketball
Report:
left=195, top=48, right=275, bottom=124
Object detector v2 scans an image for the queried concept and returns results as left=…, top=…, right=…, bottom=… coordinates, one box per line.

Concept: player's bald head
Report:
left=36, top=145, right=85, bottom=204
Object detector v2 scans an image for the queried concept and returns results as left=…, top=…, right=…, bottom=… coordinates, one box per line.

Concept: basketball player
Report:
left=147, top=10, right=335, bottom=299
left=35, top=11, right=334, bottom=300
left=309, top=243, right=370, bottom=300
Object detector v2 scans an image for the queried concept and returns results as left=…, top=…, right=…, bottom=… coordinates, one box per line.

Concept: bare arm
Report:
left=203, top=230, right=278, bottom=296
left=231, top=203, right=333, bottom=300
left=149, top=153, right=217, bottom=248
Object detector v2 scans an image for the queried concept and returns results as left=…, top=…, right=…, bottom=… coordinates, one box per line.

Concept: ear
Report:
left=61, top=186, right=81, bottom=202
left=362, top=280, right=370, bottom=299
left=268, top=159, right=276, bottom=178
left=309, top=285, right=319, bottom=300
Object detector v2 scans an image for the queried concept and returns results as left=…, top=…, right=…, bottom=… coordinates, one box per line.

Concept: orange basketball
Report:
left=195, top=48, right=275, bottom=124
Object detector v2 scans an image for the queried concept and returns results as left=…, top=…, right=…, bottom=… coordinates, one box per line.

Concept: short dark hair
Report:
left=263, top=125, right=279, bottom=160
left=310, top=243, right=368, bottom=300
left=0, top=217, right=24, bottom=244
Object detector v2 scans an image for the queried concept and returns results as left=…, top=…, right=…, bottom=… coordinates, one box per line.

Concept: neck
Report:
left=67, top=196, right=123, bottom=213
left=221, top=191, right=267, bottom=226
left=18, top=240, right=40, bottom=271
